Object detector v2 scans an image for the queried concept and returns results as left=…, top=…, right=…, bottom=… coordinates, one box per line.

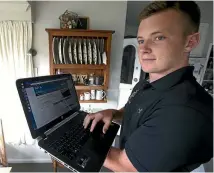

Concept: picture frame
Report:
left=77, top=16, right=90, bottom=29
left=188, top=57, right=206, bottom=83
left=200, top=43, right=213, bottom=96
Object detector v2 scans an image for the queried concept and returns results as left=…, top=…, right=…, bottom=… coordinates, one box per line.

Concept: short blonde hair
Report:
left=139, top=1, right=201, bottom=36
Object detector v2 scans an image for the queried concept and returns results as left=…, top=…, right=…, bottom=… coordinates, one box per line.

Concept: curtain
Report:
left=0, top=21, right=35, bottom=145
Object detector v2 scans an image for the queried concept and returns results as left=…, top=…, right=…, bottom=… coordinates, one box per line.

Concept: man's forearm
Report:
left=103, top=147, right=137, bottom=172
left=104, top=147, right=123, bottom=172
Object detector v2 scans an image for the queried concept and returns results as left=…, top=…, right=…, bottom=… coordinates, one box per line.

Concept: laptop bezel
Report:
left=16, top=73, right=80, bottom=139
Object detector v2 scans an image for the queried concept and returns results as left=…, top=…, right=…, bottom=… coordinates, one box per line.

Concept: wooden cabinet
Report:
left=46, top=29, right=114, bottom=103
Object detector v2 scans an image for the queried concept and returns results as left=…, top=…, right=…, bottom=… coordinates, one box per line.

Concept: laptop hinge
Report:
left=41, top=134, right=47, bottom=140
left=36, top=135, right=44, bottom=143
left=43, top=112, right=79, bottom=137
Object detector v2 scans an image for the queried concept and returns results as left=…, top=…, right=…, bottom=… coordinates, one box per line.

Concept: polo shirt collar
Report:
left=150, top=66, right=195, bottom=90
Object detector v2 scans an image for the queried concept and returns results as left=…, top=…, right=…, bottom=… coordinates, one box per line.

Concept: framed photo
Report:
left=189, top=57, right=206, bottom=83
left=200, top=43, right=213, bottom=96
left=202, top=81, right=213, bottom=95
left=77, top=17, right=89, bottom=29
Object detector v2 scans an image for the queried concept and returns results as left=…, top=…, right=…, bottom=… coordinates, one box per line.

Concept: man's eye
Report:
left=138, top=40, right=144, bottom=44
left=155, top=36, right=165, bottom=41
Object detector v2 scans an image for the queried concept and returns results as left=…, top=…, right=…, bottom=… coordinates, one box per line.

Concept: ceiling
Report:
left=125, top=1, right=151, bottom=26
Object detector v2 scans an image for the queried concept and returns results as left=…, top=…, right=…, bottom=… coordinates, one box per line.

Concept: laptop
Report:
left=16, top=73, right=119, bottom=172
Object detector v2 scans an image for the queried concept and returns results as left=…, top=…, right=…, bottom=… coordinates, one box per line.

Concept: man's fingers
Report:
left=83, top=114, right=95, bottom=129
left=90, top=119, right=98, bottom=132
left=103, top=121, right=111, bottom=134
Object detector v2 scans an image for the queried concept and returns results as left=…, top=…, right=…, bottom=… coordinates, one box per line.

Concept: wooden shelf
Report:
left=53, top=64, right=107, bottom=70
left=79, top=99, right=107, bottom=103
left=46, top=28, right=115, bottom=33
left=46, top=29, right=115, bottom=37
left=75, top=85, right=106, bottom=90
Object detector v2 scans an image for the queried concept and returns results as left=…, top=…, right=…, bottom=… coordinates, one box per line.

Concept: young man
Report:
left=83, top=1, right=213, bottom=172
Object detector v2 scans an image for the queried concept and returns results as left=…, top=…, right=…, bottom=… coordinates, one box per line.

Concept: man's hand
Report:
left=83, top=109, right=115, bottom=134
left=104, top=147, right=137, bottom=172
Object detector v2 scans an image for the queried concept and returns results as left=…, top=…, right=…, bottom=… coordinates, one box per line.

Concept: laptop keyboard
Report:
left=48, top=120, right=91, bottom=161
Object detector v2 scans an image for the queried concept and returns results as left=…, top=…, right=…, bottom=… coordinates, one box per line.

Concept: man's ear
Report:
left=184, top=32, right=200, bottom=53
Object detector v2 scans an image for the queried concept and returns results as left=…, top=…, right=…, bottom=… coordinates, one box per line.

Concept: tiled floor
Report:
left=8, top=159, right=213, bottom=172
left=9, top=163, right=112, bottom=172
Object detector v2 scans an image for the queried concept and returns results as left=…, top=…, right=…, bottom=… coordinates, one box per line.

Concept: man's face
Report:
left=137, top=9, right=194, bottom=74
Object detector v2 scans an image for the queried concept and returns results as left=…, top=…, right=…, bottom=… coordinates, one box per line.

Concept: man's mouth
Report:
left=142, top=59, right=156, bottom=61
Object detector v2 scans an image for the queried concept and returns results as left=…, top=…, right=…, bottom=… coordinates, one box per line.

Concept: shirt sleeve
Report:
left=124, top=106, right=209, bottom=172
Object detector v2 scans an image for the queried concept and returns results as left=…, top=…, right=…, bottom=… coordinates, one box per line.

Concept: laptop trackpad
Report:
left=76, top=122, right=119, bottom=171
left=76, top=154, right=90, bottom=168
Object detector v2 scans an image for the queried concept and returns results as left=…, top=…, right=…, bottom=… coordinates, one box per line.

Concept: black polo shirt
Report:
left=119, top=66, right=213, bottom=172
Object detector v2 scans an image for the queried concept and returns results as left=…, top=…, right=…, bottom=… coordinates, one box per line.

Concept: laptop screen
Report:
left=16, top=74, right=80, bottom=139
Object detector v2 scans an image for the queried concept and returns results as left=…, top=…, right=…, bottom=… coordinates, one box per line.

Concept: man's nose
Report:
left=139, top=41, right=152, bottom=54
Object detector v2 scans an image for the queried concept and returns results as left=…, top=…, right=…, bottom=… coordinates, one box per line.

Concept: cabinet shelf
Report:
left=53, top=64, right=107, bottom=70
left=80, top=99, right=107, bottom=103
left=75, top=85, right=106, bottom=90
left=45, top=28, right=115, bottom=36
left=47, top=29, right=114, bottom=104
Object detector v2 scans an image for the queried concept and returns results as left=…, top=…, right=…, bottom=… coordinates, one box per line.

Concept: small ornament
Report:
left=59, top=10, right=80, bottom=29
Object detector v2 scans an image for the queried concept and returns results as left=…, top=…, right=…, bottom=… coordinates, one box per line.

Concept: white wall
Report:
left=7, top=1, right=127, bottom=163
left=0, top=1, right=32, bottom=21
